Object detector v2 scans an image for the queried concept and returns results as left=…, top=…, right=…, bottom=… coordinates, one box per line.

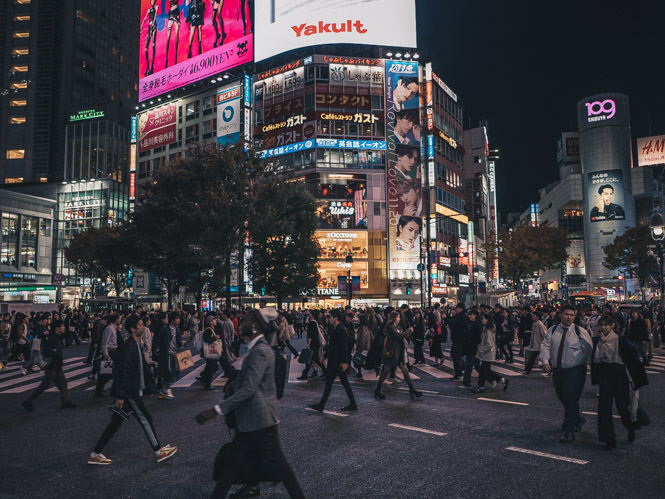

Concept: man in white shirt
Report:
left=541, top=304, right=593, bottom=443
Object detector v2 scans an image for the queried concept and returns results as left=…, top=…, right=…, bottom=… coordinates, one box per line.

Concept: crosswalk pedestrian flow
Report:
left=1, top=349, right=664, bottom=395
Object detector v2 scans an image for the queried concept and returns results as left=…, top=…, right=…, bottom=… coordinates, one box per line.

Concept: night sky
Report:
left=416, top=0, right=665, bottom=221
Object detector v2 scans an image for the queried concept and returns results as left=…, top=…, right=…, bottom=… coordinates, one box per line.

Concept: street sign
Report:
left=51, top=274, right=63, bottom=285
left=417, top=263, right=426, bottom=272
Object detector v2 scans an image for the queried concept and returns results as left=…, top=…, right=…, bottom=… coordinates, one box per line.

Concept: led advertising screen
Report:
left=385, top=60, right=422, bottom=272
left=587, top=169, right=626, bottom=223
left=139, top=0, right=254, bottom=102
left=216, top=84, right=242, bottom=146
left=254, top=0, right=417, bottom=62
left=138, top=103, right=177, bottom=153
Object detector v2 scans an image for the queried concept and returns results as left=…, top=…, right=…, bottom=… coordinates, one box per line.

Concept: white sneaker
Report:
left=155, top=444, right=178, bottom=463
left=88, top=453, right=112, bottom=465
left=20, top=368, right=27, bottom=375
left=159, top=389, right=174, bottom=400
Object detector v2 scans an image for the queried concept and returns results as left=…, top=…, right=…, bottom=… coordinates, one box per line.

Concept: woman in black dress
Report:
left=374, top=311, right=421, bottom=400
left=165, top=0, right=181, bottom=68
left=187, top=0, right=205, bottom=58
left=211, top=0, right=226, bottom=47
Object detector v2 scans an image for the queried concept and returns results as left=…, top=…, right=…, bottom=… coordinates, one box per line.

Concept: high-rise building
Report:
left=0, top=0, right=138, bottom=184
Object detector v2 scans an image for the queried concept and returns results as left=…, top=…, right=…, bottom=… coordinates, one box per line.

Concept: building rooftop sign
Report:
left=69, top=109, right=105, bottom=122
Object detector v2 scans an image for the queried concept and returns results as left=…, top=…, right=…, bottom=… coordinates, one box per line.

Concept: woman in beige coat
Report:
left=522, top=310, right=547, bottom=375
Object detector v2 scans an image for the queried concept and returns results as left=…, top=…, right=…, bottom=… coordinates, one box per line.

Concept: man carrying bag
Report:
left=195, top=308, right=304, bottom=499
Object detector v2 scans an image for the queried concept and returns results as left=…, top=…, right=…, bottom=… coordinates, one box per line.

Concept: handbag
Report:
left=352, top=350, right=367, bottom=368
left=636, top=404, right=650, bottom=427
left=175, top=350, right=194, bottom=371
left=298, top=348, right=313, bottom=365
left=203, top=340, right=223, bottom=360
left=100, top=359, right=114, bottom=375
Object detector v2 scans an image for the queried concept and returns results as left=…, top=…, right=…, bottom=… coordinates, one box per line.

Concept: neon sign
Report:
left=585, top=99, right=616, bottom=122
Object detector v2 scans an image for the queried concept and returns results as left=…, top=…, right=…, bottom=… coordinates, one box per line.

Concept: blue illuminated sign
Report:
left=315, top=139, right=387, bottom=150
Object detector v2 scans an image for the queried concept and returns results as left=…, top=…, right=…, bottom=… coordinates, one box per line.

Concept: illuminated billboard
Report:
left=216, top=84, right=242, bottom=146
left=139, top=0, right=253, bottom=102
left=385, top=60, right=422, bottom=273
left=587, top=169, right=626, bottom=224
left=255, top=0, right=416, bottom=62
left=138, top=103, right=177, bottom=153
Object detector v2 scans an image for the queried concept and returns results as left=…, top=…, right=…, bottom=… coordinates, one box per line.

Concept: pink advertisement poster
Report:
left=139, top=0, right=254, bottom=102
left=138, top=103, right=177, bottom=152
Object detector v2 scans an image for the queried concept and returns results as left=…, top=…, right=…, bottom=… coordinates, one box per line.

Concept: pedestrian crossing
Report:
left=1, top=348, right=664, bottom=395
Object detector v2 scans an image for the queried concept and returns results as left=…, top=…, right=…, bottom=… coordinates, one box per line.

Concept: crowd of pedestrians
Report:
left=0, top=299, right=659, bottom=496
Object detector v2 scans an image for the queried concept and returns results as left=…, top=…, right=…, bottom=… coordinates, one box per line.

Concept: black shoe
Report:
left=573, top=416, right=587, bottom=432
left=628, top=427, right=636, bottom=443
left=204, top=386, right=216, bottom=391
left=61, top=401, right=77, bottom=409
left=230, top=484, right=261, bottom=498
left=471, top=387, right=485, bottom=394
left=452, top=376, right=461, bottom=381
left=296, top=375, right=308, bottom=380
left=21, top=400, right=34, bottom=413
left=409, top=389, right=422, bottom=400
left=559, top=432, right=575, bottom=443
left=374, top=389, right=386, bottom=400
left=503, top=379, right=510, bottom=392
left=604, top=440, right=616, bottom=451
left=307, top=403, right=324, bottom=412
left=340, top=404, right=357, bottom=411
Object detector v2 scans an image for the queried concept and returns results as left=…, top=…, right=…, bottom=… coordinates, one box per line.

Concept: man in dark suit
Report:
left=308, top=309, right=357, bottom=412
left=196, top=308, right=304, bottom=499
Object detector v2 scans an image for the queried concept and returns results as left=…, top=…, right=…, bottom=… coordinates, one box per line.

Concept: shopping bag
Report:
left=352, top=350, right=367, bottom=368
left=100, top=359, right=114, bottom=375
left=175, top=350, right=194, bottom=371
left=203, top=340, right=223, bottom=360
left=298, top=348, right=313, bottom=365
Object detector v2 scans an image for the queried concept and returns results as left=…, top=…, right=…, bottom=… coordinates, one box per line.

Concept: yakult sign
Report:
left=255, top=0, right=416, bottom=62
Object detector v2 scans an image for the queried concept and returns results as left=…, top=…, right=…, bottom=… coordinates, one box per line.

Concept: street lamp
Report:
left=650, top=212, right=665, bottom=347
left=345, top=254, right=353, bottom=307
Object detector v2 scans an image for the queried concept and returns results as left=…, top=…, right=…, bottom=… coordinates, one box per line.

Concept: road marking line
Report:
left=506, top=446, right=588, bottom=465
left=581, top=411, right=620, bottom=419
left=0, top=363, right=87, bottom=389
left=2, top=367, right=91, bottom=393
left=477, top=397, right=529, bottom=406
left=397, top=387, right=439, bottom=394
left=389, top=424, right=447, bottom=436
left=305, top=408, right=348, bottom=417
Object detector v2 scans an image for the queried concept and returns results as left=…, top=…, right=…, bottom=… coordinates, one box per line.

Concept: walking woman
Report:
left=473, top=314, right=509, bottom=393
left=412, top=309, right=426, bottom=364
left=278, top=311, right=299, bottom=358
left=427, top=310, right=444, bottom=366
left=591, top=314, right=648, bottom=450
left=165, top=0, right=181, bottom=68
left=375, top=311, right=422, bottom=400
left=11, top=313, right=30, bottom=366
left=353, top=314, right=373, bottom=378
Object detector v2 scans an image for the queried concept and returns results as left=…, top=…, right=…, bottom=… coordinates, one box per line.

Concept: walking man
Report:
left=308, top=309, right=357, bottom=412
left=22, top=320, right=76, bottom=412
left=195, top=307, right=305, bottom=498
left=447, top=303, right=470, bottom=380
left=541, top=304, right=593, bottom=443
left=88, top=314, right=177, bottom=465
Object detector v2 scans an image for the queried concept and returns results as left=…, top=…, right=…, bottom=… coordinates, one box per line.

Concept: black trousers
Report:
left=450, top=342, right=464, bottom=377
left=596, top=362, right=632, bottom=444
left=413, top=340, right=425, bottom=363
left=26, top=369, right=69, bottom=403
left=462, top=354, right=480, bottom=387
left=524, top=350, right=540, bottom=373
left=93, top=399, right=160, bottom=453
left=202, top=358, right=220, bottom=387
left=212, top=424, right=304, bottom=499
left=477, top=360, right=501, bottom=388
left=552, top=364, right=587, bottom=432
left=498, top=340, right=513, bottom=362
left=301, top=349, right=326, bottom=377
left=319, top=364, right=355, bottom=407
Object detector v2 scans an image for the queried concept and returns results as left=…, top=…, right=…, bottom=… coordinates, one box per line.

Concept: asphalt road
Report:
left=1, top=336, right=664, bottom=499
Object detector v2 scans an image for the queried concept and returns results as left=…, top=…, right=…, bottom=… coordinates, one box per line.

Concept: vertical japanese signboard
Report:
left=216, top=84, right=242, bottom=146
left=386, top=60, right=422, bottom=274
left=138, top=103, right=177, bottom=153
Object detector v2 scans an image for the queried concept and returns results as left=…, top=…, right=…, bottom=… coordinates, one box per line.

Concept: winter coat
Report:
left=475, top=327, right=497, bottom=362
left=529, top=320, right=547, bottom=351
left=355, top=325, right=373, bottom=352
left=382, top=322, right=412, bottom=367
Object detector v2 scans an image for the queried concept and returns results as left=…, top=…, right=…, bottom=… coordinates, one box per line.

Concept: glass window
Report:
left=6, top=149, right=25, bottom=159
left=13, top=14, right=30, bottom=21
left=12, top=32, right=30, bottom=39
left=9, top=100, right=26, bottom=107
left=9, top=117, right=26, bottom=124
left=15, top=0, right=31, bottom=4
left=12, top=48, right=29, bottom=55
left=1, top=213, right=19, bottom=266
left=10, top=82, right=27, bottom=89
left=11, top=65, right=28, bottom=72
left=39, top=218, right=51, bottom=237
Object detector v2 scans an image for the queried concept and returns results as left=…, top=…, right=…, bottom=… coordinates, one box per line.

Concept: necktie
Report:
left=556, top=326, right=568, bottom=369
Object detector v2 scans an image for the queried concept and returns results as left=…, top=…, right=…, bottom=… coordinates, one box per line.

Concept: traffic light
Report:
left=406, top=285, right=411, bottom=295
left=260, top=287, right=266, bottom=296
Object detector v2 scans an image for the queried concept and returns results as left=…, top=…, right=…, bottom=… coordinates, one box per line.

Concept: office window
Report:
left=15, top=0, right=31, bottom=3
left=9, top=100, right=26, bottom=107
left=4, top=177, right=23, bottom=184
left=1, top=213, right=19, bottom=266
left=13, top=14, right=30, bottom=21
left=9, top=117, right=26, bottom=124
left=6, top=149, right=25, bottom=159
left=10, top=82, right=27, bottom=89
left=11, top=65, right=28, bottom=72
left=21, top=216, right=38, bottom=268
left=12, top=32, right=30, bottom=38
left=12, top=48, right=29, bottom=55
